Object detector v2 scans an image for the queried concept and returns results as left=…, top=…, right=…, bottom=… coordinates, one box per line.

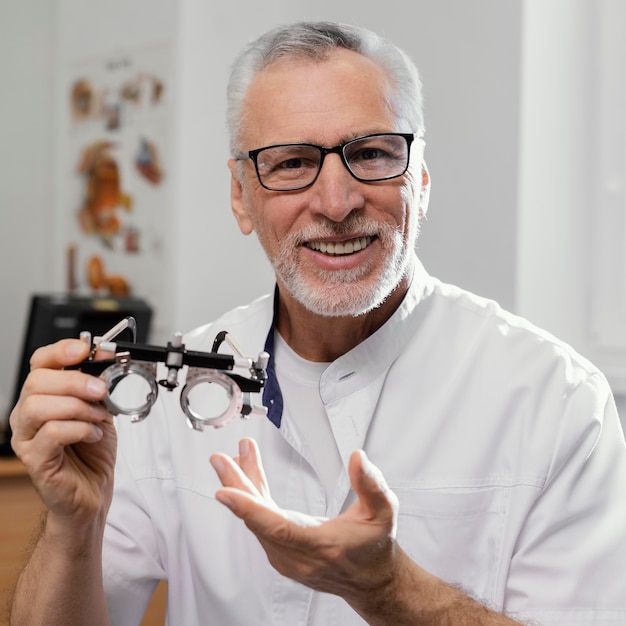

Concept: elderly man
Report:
left=9, top=21, right=626, bottom=625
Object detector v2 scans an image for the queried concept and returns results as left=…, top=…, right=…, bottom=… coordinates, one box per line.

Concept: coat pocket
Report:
left=392, top=485, right=507, bottom=605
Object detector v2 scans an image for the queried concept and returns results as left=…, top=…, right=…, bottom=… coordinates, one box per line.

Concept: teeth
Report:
left=307, top=236, right=372, bottom=256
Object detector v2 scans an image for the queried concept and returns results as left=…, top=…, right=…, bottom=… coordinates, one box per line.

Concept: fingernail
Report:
left=210, top=455, right=225, bottom=473
left=67, top=342, right=86, bottom=359
left=239, top=438, right=251, bottom=458
left=87, top=377, right=107, bottom=397
left=86, top=425, right=103, bottom=443
left=359, top=450, right=376, bottom=476
left=216, top=491, right=235, bottom=510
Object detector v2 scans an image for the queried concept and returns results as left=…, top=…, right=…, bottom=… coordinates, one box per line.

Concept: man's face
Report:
left=229, top=48, right=424, bottom=318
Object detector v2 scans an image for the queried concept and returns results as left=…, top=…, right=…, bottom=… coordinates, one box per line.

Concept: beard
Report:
left=257, top=211, right=419, bottom=318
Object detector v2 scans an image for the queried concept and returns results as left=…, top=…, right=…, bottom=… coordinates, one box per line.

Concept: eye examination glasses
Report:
left=70, top=317, right=269, bottom=431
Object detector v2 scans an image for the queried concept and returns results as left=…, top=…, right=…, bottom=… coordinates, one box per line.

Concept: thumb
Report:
left=348, top=450, right=399, bottom=533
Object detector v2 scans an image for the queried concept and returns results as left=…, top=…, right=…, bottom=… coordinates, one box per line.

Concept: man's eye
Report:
left=278, top=158, right=304, bottom=169
left=272, top=157, right=319, bottom=171
left=349, top=144, right=402, bottom=165
left=359, top=148, right=384, bottom=160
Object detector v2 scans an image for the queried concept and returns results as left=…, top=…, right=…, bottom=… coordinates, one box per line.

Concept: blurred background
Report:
left=1, top=0, right=625, bottom=431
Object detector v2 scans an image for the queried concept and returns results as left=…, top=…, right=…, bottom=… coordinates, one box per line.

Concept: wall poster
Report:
left=62, top=43, right=173, bottom=340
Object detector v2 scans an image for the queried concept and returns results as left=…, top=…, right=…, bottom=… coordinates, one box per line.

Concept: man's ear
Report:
left=419, top=162, right=431, bottom=218
left=228, top=159, right=254, bottom=235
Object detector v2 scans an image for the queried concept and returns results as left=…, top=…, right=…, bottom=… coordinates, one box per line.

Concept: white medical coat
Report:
left=104, top=260, right=626, bottom=625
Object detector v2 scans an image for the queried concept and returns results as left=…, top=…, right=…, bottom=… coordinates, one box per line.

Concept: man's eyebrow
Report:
left=295, top=129, right=395, bottom=146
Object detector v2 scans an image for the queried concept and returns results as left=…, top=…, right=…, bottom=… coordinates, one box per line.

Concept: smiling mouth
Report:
left=305, top=235, right=374, bottom=256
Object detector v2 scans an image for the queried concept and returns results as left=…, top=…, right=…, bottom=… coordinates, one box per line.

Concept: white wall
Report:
left=1, top=0, right=622, bottom=431
left=173, top=1, right=285, bottom=335
left=0, top=0, right=56, bottom=417
left=517, top=0, right=593, bottom=354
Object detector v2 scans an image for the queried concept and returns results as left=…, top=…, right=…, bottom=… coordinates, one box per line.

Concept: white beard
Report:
left=261, top=211, right=419, bottom=318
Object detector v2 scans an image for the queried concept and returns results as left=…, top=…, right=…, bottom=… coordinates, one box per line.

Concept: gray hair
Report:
left=226, top=21, right=424, bottom=155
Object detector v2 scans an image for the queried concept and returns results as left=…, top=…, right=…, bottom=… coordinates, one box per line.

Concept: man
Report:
left=9, top=21, right=626, bottom=625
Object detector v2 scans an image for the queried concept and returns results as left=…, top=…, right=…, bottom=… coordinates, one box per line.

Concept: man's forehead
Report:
left=240, top=51, right=397, bottom=147
left=250, top=48, right=387, bottom=88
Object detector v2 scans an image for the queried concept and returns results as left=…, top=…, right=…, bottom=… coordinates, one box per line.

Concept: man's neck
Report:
left=274, top=277, right=410, bottom=362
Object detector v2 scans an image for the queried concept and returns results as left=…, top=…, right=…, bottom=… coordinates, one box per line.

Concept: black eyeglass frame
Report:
left=236, top=132, right=417, bottom=191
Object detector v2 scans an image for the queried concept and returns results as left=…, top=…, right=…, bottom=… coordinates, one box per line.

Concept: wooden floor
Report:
left=0, top=458, right=167, bottom=625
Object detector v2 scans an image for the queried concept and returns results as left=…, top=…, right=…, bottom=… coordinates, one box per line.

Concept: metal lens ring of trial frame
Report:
left=179, top=367, right=244, bottom=430
left=100, top=358, right=159, bottom=422
left=81, top=317, right=158, bottom=423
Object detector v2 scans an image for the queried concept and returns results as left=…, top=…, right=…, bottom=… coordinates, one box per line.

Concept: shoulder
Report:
left=421, top=277, right=604, bottom=392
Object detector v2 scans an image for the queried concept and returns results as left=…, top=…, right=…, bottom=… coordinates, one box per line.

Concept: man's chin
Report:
left=274, top=249, right=413, bottom=318
left=287, top=275, right=402, bottom=318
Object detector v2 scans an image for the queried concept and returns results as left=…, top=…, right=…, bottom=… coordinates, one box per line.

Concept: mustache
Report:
left=290, top=214, right=395, bottom=245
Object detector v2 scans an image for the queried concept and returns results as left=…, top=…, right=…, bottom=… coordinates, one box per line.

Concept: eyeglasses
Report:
left=236, top=132, right=416, bottom=191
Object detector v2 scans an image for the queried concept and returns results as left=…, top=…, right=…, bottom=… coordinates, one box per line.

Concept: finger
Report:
left=12, top=393, right=110, bottom=441
left=210, top=452, right=261, bottom=496
left=17, top=419, right=106, bottom=480
left=214, top=486, right=318, bottom=539
left=29, top=339, right=91, bottom=370
left=214, top=485, right=266, bottom=518
left=20, top=367, right=108, bottom=402
left=213, top=486, right=295, bottom=548
left=12, top=368, right=108, bottom=437
left=348, top=450, right=398, bottom=525
left=38, top=418, right=105, bottom=452
left=14, top=367, right=107, bottom=410
left=236, top=438, right=272, bottom=499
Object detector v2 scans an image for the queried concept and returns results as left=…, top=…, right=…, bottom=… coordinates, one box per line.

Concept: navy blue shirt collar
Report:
left=262, top=288, right=284, bottom=428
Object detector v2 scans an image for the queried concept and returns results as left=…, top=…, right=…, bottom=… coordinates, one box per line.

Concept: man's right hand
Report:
left=9, top=338, right=115, bottom=625
left=9, top=338, right=117, bottom=524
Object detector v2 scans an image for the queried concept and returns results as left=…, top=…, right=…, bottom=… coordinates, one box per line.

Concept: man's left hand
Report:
left=209, top=437, right=400, bottom=603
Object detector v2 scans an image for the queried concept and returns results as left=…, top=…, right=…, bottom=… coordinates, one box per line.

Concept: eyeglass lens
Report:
left=255, top=134, right=410, bottom=190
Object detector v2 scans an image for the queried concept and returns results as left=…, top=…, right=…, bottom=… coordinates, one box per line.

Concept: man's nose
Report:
left=310, top=153, right=364, bottom=222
